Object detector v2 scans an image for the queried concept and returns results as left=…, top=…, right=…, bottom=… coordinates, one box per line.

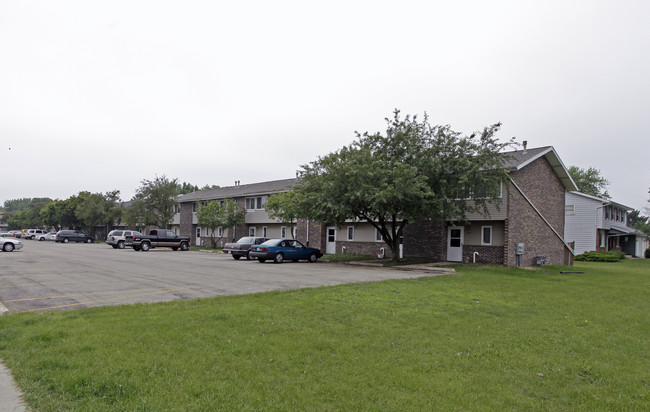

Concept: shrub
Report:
left=575, top=251, right=626, bottom=262
left=645, top=248, right=650, bottom=259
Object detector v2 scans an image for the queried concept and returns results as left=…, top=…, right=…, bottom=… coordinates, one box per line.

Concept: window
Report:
left=480, top=227, right=490, bottom=245
left=262, top=226, right=267, bottom=237
left=621, top=212, right=626, bottom=224
left=172, top=204, right=180, bottom=213
left=347, top=226, right=354, bottom=241
left=616, top=208, right=620, bottom=222
left=217, top=227, right=223, bottom=237
left=375, top=228, right=383, bottom=242
left=196, top=227, right=201, bottom=238
left=192, top=202, right=198, bottom=212
left=249, top=227, right=256, bottom=236
left=599, top=231, right=606, bottom=247
left=281, top=226, right=286, bottom=238
left=565, top=205, right=575, bottom=215
left=245, top=196, right=267, bottom=210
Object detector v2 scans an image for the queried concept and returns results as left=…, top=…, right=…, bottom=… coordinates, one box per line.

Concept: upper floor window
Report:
left=245, top=196, right=267, bottom=210
left=192, top=202, right=198, bottom=212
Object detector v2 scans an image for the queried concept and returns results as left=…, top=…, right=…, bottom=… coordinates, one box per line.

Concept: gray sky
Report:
left=1, top=0, right=649, bottom=210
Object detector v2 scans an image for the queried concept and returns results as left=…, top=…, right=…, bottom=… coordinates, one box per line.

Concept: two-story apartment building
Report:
left=172, top=179, right=299, bottom=247
left=565, top=191, right=648, bottom=257
left=171, top=146, right=582, bottom=266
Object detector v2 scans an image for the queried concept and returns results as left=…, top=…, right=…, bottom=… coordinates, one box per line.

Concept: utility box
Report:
left=516, top=243, right=524, bottom=255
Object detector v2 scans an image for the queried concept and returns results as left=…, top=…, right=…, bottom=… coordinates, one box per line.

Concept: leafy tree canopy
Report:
left=196, top=198, right=245, bottom=248
left=296, top=109, right=514, bottom=260
left=568, top=166, right=610, bottom=199
left=179, top=182, right=199, bottom=194
left=134, top=175, right=181, bottom=228
left=265, top=191, right=303, bottom=238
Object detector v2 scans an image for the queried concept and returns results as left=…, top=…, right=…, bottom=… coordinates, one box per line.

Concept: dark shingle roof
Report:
left=500, top=146, right=577, bottom=191
left=178, top=178, right=298, bottom=202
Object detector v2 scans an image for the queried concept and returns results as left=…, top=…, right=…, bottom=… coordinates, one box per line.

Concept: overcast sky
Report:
left=1, top=1, right=648, bottom=210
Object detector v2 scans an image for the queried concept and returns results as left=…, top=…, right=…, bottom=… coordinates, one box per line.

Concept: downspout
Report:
left=508, top=176, right=575, bottom=255
left=306, top=220, right=310, bottom=246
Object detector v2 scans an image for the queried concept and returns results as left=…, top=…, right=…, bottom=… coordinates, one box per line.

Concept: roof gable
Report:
left=502, top=146, right=578, bottom=191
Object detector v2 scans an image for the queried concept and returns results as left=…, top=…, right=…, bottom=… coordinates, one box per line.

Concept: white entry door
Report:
left=326, top=227, right=336, bottom=254
left=447, top=226, right=464, bottom=262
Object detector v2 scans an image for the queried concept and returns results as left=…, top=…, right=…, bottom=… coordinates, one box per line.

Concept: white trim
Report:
left=481, top=225, right=493, bottom=246
left=262, top=226, right=267, bottom=237
left=249, top=227, right=256, bottom=236
left=375, top=228, right=383, bottom=242
left=347, top=226, right=354, bottom=241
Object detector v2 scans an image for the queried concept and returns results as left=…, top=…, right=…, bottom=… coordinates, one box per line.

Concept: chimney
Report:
left=522, top=140, right=528, bottom=154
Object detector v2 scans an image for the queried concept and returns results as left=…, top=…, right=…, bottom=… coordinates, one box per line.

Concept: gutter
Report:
left=508, top=176, right=575, bottom=256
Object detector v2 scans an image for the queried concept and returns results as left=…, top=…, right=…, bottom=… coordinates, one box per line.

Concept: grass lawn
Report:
left=0, top=259, right=648, bottom=411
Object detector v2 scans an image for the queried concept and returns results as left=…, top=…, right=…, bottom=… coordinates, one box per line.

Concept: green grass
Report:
left=0, top=260, right=648, bottom=411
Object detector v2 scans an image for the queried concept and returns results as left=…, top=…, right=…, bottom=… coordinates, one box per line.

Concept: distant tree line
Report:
left=0, top=176, right=217, bottom=233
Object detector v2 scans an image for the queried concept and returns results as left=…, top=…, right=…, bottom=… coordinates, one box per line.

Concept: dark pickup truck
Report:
left=132, top=229, right=190, bottom=252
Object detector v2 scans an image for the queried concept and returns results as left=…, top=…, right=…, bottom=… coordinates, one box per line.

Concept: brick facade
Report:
left=403, top=219, right=447, bottom=261
left=505, top=156, right=568, bottom=266
left=462, top=245, right=504, bottom=264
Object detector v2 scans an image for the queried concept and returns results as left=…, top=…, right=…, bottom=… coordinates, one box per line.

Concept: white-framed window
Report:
left=292, top=226, right=297, bottom=238
left=217, top=227, right=223, bottom=237
left=245, top=196, right=267, bottom=210
left=262, top=226, right=267, bottom=237
left=172, top=204, right=180, bottom=213
left=196, top=227, right=201, bottom=238
left=281, top=226, right=286, bottom=238
left=599, top=231, right=606, bottom=247
left=481, top=226, right=492, bottom=245
left=249, top=227, right=256, bottom=236
left=565, top=205, right=575, bottom=215
left=192, top=202, right=198, bottom=212
left=347, top=226, right=354, bottom=241
left=375, top=228, right=383, bottom=242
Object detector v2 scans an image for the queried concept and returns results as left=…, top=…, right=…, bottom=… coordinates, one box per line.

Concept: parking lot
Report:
left=0, top=240, right=437, bottom=313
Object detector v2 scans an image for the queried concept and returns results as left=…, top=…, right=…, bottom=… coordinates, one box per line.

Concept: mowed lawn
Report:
left=0, top=260, right=648, bottom=411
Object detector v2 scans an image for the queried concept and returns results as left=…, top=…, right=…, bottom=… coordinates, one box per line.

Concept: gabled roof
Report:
left=502, top=146, right=578, bottom=191
left=178, top=178, right=298, bottom=202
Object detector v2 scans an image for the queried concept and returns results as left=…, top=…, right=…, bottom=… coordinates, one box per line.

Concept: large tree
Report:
left=295, top=110, right=514, bottom=261
left=568, top=166, right=610, bottom=199
left=196, top=198, right=245, bottom=248
left=265, top=190, right=303, bottom=238
left=134, top=175, right=181, bottom=228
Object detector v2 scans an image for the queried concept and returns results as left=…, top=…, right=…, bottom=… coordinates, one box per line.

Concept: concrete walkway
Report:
left=0, top=361, right=25, bottom=412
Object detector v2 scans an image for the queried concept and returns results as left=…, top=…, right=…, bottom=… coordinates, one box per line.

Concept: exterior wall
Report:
left=403, top=219, right=447, bottom=261
left=464, top=221, right=505, bottom=247
left=462, top=245, right=504, bottom=264
left=506, top=156, right=568, bottom=266
left=180, top=202, right=195, bottom=245
left=296, top=219, right=325, bottom=249
left=564, top=192, right=600, bottom=255
left=337, top=240, right=394, bottom=259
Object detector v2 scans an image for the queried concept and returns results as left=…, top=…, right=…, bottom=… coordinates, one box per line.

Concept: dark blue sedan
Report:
left=249, top=238, right=323, bottom=263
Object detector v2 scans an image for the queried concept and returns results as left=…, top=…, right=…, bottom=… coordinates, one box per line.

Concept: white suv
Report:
left=26, top=229, right=47, bottom=240
left=106, top=230, right=143, bottom=249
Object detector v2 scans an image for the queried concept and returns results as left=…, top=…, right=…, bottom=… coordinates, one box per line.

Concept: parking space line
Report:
left=0, top=282, right=79, bottom=289
left=4, top=288, right=171, bottom=303
left=24, top=286, right=198, bottom=312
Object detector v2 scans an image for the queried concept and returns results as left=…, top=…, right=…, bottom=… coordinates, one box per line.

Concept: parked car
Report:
left=6, top=230, right=22, bottom=238
left=1, top=237, right=23, bottom=252
left=132, top=229, right=190, bottom=251
left=223, top=236, right=269, bottom=260
left=0, top=232, right=9, bottom=237
left=250, top=238, right=322, bottom=263
left=33, top=231, right=53, bottom=241
left=106, top=230, right=143, bottom=249
left=45, top=232, right=57, bottom=241
left=55, top=230, right=94, bottom=243
left=26, top=229, right=47, bottom=239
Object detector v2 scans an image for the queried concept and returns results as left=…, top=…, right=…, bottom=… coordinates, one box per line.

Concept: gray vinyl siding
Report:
left=565, top=192, right=599, bottom=255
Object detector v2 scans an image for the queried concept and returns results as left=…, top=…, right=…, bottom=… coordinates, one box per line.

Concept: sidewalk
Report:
left=0, top=361, right=25, bottom=412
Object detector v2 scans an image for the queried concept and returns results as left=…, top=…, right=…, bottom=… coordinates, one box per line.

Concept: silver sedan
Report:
left=1, top=237, right=23, bottom=252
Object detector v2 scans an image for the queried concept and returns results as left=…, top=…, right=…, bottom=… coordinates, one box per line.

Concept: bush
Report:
left=575, top=251, right=626, bottom=262
left=645, top=248, right=650, bottom=259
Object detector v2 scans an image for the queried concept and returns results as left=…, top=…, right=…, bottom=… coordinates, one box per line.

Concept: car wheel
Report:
left=86, top=238, right=93, bottom=243
left=141, top=242, right=151, bottom=252
left=308, top=253, right=318, bottom=263
left=258, top=258, right=266, bottom=263
left=3, top=243, right=14, bottom=252
left=117, top=241, right=125, bottom=249
left=180, top=242, right=189, bottom=251
left=38, top=237, right=44, bottom=241
left=63, top=238, right=69, bottom=243
left=273, top=253, right=284, bottom=264
left=233, top=255, right=241, bottom=260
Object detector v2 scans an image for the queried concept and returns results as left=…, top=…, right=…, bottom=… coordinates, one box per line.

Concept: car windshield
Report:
left=260, top=239, right=282, bottom=246
left=238, top=237, right=254, bottom=243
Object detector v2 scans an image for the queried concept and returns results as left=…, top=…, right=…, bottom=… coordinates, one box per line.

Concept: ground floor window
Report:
left=481, top=226, right=492, bottom=245
left=347, top=226, right=354, bottom=241
left=281, top=226, right=286, bottom=238
left=262, top=226, right=267, bottom=237
left=249, top=227, right=256, bottom=237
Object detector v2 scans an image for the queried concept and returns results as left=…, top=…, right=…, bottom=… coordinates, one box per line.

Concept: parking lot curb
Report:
left=0, top=302, right=9, bottom=316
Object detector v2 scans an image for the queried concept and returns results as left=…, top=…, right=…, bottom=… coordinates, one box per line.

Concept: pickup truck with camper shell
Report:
left=132, top=229, right=191, bottom=252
